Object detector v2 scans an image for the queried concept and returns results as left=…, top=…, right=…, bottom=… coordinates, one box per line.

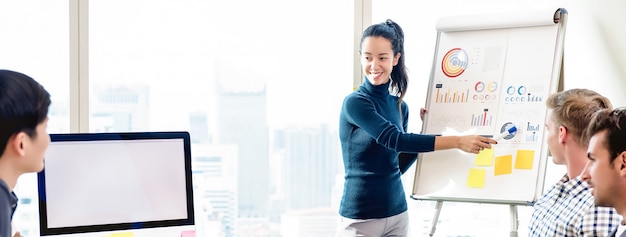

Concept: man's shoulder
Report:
left=0, top=179, right=11, bottom=197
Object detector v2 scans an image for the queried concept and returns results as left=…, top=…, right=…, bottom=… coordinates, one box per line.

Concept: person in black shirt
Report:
left=0, top=69, right=51, bottom=237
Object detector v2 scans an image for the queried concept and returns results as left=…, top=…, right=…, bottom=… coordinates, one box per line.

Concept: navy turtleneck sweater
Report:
left=339, top=78, right=436, bottom=219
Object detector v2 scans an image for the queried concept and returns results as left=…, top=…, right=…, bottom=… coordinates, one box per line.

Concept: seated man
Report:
left=581, top=107, right=626, bottom=237
left=0, top=69, right=52, bottom=237
left=529, top=89, right=619, bottom=236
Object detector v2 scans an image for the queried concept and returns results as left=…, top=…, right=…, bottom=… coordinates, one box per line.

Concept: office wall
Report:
left=563, top=0, right=626, bottom=106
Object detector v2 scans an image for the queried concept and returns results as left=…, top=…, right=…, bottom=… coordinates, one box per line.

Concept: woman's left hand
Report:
left=420, top=108, right=427, bottom=121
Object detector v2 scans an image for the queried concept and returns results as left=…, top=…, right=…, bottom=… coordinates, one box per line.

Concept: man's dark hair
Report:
left=585, top=108, right=626, bottom=163
left=0, top=69, right=51, bottom=157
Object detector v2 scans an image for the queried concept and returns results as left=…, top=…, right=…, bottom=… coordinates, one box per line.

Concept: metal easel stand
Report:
left=428, top=201, right=519, bottom=237
left=510, top=204, right=519, bottom=237
left=429, top=201, right=444, bottom=237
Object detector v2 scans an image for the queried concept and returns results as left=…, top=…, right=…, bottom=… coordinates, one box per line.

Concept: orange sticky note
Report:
left=494, top=155, right=513, bottom=175
left=467, top=168, right=486, bottom=188
left=515, top=150, right=535, bottom=169
left=475, top=147, right=494, bottom=166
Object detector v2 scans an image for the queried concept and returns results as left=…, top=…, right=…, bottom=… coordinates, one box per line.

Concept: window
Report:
left=1, top=1, right=70, bottom=236
left=88, top=0, right=352, bottom=236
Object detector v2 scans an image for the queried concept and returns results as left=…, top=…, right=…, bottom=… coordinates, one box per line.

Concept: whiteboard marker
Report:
left=493, top=126, right=517, bottom=141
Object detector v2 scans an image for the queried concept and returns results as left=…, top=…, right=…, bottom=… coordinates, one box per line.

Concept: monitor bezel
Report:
left=37, top=131, right=195, bottom=236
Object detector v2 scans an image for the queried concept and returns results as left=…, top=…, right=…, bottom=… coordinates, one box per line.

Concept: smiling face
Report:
left=581, top=130, right=622, bottom=207
left=360, top=36, right=400, bottom=86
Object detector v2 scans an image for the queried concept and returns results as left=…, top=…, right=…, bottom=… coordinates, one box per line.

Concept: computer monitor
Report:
left=37, top=131, right=195, bottom=237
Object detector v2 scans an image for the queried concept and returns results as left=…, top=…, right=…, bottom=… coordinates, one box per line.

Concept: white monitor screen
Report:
left=37, top=132, right=195, bottom=236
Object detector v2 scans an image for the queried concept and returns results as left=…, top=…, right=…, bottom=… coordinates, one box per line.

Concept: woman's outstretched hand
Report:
left=458, top=135, right=497, bottom=154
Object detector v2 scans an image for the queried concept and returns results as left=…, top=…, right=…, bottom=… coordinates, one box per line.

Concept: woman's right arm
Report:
left=435, top=135, right=497, bottom=154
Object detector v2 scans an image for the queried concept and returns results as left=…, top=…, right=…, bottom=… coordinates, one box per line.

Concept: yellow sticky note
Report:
left=108, top=232, right=134, bottom=237
left=515, top=150, right=535, bottom=169
left=494, top=155, right=513, bottom=175
left=475, top=147, right=494, bottom=166
left=467, top=168, right=486, bottom=188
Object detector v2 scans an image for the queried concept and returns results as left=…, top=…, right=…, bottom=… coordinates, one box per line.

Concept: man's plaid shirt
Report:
left=529, top=174, right=621, bottom=236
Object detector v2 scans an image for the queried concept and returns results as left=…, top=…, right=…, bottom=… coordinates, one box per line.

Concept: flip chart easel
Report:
left=413, top=8, right=568, bottom=236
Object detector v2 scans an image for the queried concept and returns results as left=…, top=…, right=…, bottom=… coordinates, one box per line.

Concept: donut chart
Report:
left=442, top=48, right=469, bottom=78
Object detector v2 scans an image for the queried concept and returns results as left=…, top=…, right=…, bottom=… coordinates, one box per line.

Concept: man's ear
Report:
left=8, top=132, right=27, bottom=157
left=558, top=125, right=567, bottom=144
left=619, top=151, right=626, bottom=177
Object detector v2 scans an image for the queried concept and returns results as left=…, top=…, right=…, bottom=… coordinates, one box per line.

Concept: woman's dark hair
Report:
left=585, top=107, right=626, bottom=162
left=0, top=69, right=51, bottom=157
left=360, top=19, right=408, bottom=102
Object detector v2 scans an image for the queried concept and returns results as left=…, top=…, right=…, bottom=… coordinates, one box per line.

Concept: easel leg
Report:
left=510, top=205, right=518, bottom=237
left=429, top=201, right=443, bottom=237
